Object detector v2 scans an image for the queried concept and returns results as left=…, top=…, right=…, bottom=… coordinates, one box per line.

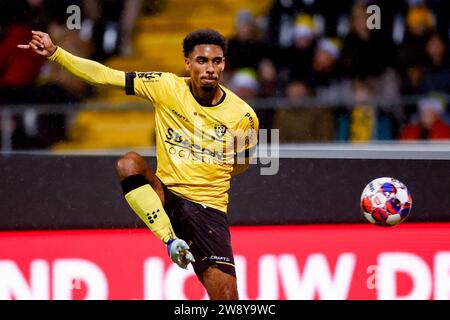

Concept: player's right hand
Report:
left=17, top=30, right=57, bottom=58
left=167, top=238, right=195, bottom=269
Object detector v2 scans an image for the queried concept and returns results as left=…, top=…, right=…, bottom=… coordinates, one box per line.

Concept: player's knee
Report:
left=122, top=151, right=143, bottom=163
left=116, top=152, right=144, bottom=178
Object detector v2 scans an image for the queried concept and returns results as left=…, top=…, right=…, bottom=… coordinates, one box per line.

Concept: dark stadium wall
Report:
left=0, top=155, right=448, bottom=230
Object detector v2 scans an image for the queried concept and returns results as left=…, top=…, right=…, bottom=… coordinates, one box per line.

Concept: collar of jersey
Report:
left=189, top=83, right=227, bottom=107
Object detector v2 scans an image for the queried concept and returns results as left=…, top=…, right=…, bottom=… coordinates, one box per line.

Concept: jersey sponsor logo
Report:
left=214, top=124, right=227, bottom=138
left=137, top=72, right=162, bottom=82
left=243, top=112, right=258, bottom=144
left=244, top=112, right=256, bottom=130
left=165, top=128, right=224, bottom=163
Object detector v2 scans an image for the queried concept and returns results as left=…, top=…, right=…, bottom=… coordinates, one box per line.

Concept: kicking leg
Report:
left=116, top=151, right=175, bottom=243
left=116, top=151, right=194, bottom=268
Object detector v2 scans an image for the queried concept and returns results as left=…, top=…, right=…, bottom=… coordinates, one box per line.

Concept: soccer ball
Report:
left=360, top=177, right=412, bottom=227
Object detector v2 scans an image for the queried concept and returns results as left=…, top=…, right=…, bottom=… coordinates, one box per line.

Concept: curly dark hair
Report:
left=183, top=29, right=227, bottom=57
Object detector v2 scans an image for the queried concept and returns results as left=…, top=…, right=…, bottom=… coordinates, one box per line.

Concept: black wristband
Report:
left=48, top=46, right=58, bottom=58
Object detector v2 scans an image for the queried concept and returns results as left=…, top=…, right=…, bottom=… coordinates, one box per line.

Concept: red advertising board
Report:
left=0, top=223, right=450, bottom=300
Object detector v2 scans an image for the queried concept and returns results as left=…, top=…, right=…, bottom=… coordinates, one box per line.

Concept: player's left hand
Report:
left=167, top=238, right=195, bottom=269
left=17, top=31, right=57, bottom=57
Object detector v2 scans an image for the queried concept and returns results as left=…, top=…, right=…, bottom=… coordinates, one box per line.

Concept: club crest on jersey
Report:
left=214, top=124, right=227, bottom=138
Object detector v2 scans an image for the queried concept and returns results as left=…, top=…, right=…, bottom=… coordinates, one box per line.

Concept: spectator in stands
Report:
left=341, top=2, right=393, bottom=79
left=422, top=32, right=450, bottom=93
left=307, top=37, right=343, bottom=99
left=226, top=10, right=277, bottom=81
left=399, top=96, right=450, bottom=140
left=426, top=0, right=450, bottom=41
left=0, top=0, right=49, bottom=149
left=397, top=4, right=435, bottom=71
left=227, top=67, right=276, bottom=131
left=285, top=38, right=342, bottom=99
left=0, top=0, right=93, bottom=149
left=336, top=79, right=398, bottom=141
left=281, top=14, right=317, bottom=85
left=265, top=0, right=352, bottom=48
left=29, top=20, right=93, bottom=149
left=280, top=14, right=317, bottom=101
left=258, top=58, right=280, bottom=98
left=228, top=68, right=260, bottom=101
left=265, top=0, right=306, bottom=49
left=399, top=63, right=426, bottom=120
left=226, top=10, right=278, bottom=130
left=347, top=80, right=377, bottom=142
left=281, top=36, right=345, bottom=142
left=394, top=3, right=437, bottom=121
left=0, top=0, right=47, bottom=104
left=401, top=64, right=426, bottom=96
left=80, top=0, right=143, bottom=60
left=313, top=0, right=353, bottom=38
left=274, top=36, right=342, bottom=143
left=368, top=0, right=408, bottom=45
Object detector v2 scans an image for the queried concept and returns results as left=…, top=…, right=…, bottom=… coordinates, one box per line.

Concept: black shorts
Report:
left=161, top=183, right=236, bottom=280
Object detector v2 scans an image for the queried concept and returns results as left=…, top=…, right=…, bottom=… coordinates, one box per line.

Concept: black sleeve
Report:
left=125, top=72, right=136, bottom=95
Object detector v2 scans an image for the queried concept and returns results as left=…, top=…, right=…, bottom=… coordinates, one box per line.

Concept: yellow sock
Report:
left=122, top=177, right=176, bottom=244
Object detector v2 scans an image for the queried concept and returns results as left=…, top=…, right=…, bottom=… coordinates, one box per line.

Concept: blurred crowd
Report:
left=223, top=0, right=450, bottom=141
left=0, top=0, right=449, bottom=149
left=0, top=0, right=144, bottom=148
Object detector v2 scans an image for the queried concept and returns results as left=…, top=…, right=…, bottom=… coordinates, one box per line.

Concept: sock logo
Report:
left=146, top=209, right=159, bottom=224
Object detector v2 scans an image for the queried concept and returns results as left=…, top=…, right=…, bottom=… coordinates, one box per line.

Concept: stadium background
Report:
left=0, top=0, right=449, bottom=300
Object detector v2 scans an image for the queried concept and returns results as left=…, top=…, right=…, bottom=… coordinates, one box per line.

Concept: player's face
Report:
left=185, top=44, right=225, bottom=92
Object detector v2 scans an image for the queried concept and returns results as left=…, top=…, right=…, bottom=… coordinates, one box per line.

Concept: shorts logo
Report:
left=214, top=124, right=227, bottom=138
left=210, top=255, right=231, bottom=263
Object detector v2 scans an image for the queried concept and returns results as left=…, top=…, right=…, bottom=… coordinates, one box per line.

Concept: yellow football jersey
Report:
left=47, top=47, right=258, bottom=213
left=127, top=72, right=259, bottom=213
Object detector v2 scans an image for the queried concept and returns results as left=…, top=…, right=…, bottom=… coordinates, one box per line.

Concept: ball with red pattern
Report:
left=360, top=177, right=412, bottom=227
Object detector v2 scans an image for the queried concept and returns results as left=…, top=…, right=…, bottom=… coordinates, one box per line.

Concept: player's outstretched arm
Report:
left=18, top=30, right=124, bottom=88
